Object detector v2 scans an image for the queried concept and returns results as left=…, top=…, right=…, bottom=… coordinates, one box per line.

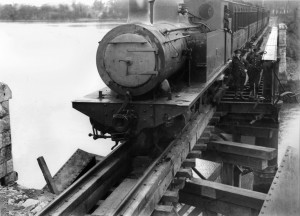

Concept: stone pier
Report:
left=0, top=82, right=17, bottom=185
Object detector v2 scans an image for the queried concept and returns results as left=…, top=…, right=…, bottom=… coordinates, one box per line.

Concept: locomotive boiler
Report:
left=73, top=0, right=269, bottom=148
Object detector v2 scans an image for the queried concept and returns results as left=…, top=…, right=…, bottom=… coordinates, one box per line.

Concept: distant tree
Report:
left=92, top=0, right=105, bottom=18
left=100, top=0, right=128, bottom=19
left=0, top=4, right=17, bottom=20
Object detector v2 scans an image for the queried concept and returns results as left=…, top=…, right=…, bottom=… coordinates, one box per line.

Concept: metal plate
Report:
left=73, top=62, right=229, bottom=107
left=262, top=27, right=278, bottom=61
left=104, top=33, right=155, bottom=88
left=259, top=146, right=300, bottom=216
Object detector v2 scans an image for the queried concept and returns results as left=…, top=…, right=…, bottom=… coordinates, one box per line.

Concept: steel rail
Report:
left=36, top=141, right=133, bottom=216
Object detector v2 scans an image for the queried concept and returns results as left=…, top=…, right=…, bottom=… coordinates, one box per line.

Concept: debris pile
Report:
left=0, top=184, right=56, bottom=216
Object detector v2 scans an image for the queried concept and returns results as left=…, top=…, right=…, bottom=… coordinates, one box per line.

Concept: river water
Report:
left=0, top=22, right=299, bottom=189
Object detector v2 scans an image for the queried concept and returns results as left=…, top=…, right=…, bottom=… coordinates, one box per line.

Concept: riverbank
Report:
left=0, top=18, right=127, bottom=23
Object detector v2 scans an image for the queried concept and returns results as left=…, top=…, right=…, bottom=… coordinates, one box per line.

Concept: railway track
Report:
left=37, top=106, right=215, bottom=216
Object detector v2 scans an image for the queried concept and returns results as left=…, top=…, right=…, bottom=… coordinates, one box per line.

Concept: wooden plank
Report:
left=187, top=151, right=202, bottom=159
left=179, top=191, right=258, bottom=216
left=208, top=140, right=277, bottom=160
left=188, top=207, right=202, bottom=216
left=91, top=178, right=137, bottom=215
left=233, top=165, right=242, bottom=187
left=221, top=163, right=234, bottom=186
left=178, top=205, right=191, bottom=216
left=193, top=143, right=207, bottom=151
left=182, top=159, right=196, bottom=168
left=181, top=178, right=266, bottom=210
left=161, top=190, right=179, bottom=203
left=42, top=149, right=98, bottom=193
left=37, top=156, right=59, bottom=195
left=202, top=210, right=217, bottom=216
left=171, top=177, right=186, bottom=189
left=259, top=147, right=300, bottom=216
left=198, top=137, right=210, bottom=143
left=176, top=168, right=192, bottom=178
left=195, top=159, right=221, bottom=181
left=152, top=205, right=176, bottom=216
left=202, top=150, right=268, bottom=170
left=217, top=124, right=275, bottom=138
left=192, top=167, right=206, bottom=179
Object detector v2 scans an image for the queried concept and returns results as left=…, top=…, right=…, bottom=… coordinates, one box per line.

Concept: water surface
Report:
left=0, top=22, right=117, bottom=188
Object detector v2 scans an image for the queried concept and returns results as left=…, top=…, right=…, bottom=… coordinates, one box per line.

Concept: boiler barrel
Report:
left=96, top=23, right=189, bottom=96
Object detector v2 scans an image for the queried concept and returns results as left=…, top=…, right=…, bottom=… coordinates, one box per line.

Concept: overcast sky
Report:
left=0, top=0, right=292, bottom=6
left=0, top=0, right=110, bottom=6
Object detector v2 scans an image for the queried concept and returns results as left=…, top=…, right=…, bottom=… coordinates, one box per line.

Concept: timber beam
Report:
left=217, top=123, right=278, bottom=138
left=203, top=150, right=268, bottom=170
left=217, top=102, right=278, bottom=115
left=201, top=140, right=276, bottom=170
left=207, top=141, right=277, bottom=160
left=179, top=178, right=266, bottom=215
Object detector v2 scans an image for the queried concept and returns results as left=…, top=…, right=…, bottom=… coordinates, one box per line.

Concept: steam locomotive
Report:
left=73, top=0, right=269, bottom=148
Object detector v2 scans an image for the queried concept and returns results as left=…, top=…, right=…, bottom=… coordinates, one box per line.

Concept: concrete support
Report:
left=253, top=129, right=278, bottom=193
left=0, top=82, right=17, bottom=185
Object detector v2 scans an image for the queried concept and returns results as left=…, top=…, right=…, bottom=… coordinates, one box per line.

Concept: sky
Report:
left=0, top=0, right=293, bottom=6
left=0, top=0, right=110, bottom=6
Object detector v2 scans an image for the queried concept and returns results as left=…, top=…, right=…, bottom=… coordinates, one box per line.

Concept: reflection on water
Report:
left=0, top=22, right=299, bottom=189
left=0, top=22, right=117, bottom=188
left=278, top=103, right=300, bottom=162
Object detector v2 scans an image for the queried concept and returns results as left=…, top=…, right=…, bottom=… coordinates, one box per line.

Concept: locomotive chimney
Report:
left=128, top=0, right=151, bottom=24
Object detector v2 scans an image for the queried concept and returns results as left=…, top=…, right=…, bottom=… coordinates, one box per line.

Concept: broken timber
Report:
left=41, top=149, right=101, bottom=194
left=179, top=178, right=266, bottom=216
left=202, top=140, right=277, bottom=170
left=37, top=156, right=59, bottom=195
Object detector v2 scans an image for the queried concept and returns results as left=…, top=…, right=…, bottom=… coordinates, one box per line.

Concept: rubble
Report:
left=0, top=184, right=56, bottom=216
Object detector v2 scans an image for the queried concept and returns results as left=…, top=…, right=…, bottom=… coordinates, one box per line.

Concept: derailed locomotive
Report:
left=73, top=0, right=269, bottom=148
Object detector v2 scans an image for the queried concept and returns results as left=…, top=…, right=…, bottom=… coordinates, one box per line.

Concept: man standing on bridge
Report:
left=246, top=45, right=263, bottom=99
left=232, top=49, right=248, bottom=100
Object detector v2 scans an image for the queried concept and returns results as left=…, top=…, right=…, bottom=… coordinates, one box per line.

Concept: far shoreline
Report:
left=0, top=18, right=127, bottom=24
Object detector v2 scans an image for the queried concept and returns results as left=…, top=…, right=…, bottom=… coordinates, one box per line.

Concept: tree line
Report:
left=0, top=0, right=128, bottom=21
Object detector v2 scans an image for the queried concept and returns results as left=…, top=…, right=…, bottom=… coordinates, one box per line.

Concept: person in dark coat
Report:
left=232, top=49, right=248, bottom=100
left=246, top=45, right=263, bottom=98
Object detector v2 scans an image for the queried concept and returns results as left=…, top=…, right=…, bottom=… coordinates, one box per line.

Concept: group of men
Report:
left=231, top=45, right=264, bottom=100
